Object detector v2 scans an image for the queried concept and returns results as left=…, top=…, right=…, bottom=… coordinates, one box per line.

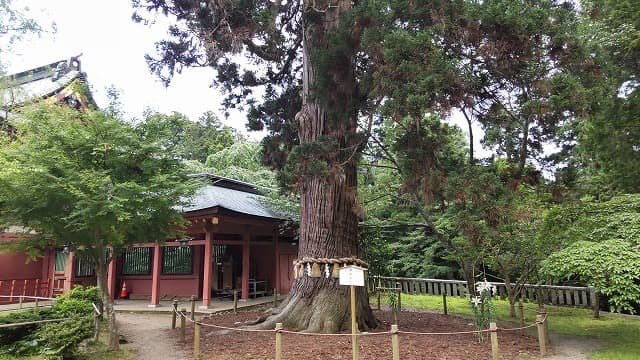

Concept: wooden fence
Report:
left=370, top=275, right=598, bottom=309
left=0, top=279, right=50, bottom=304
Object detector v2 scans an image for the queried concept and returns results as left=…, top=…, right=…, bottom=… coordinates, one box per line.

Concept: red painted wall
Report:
left=119, top=245, right=204, bottom=299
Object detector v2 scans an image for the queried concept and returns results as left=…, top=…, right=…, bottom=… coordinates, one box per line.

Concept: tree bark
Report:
left=252, top=0, right=377, bottom=332
left=94, top=245, right=119, bottom=350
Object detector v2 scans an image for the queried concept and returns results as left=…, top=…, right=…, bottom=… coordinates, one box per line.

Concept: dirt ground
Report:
left=117, top=308, right=599, bottom=360
left=181, top=309, right=541, bottom=360
left=117, top=312, right=189, bottom=360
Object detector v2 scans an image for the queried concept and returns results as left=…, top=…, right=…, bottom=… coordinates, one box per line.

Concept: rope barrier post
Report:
left=180, top=308, right=187, bottom=343
left=190, top=295, right=196, bottom=321
left=376, top=288, right=381, bottom=310
left=19, top=295, right=23, bottom=309
left=538, top=308, right=550, bottom=347
left=275, top=322, right=283, bottom=360
left=350, top=284, right=359, bottom=360
left=171, top=300, right=178, bottom=329
left=35, top=297, right=39, bottom=310
left=194, top=320, right=201, bottom=359
left=396, top=284, right=401, bottom=311
left=489, top=322, right=499, bottom=360
left=442, top=292, right=447, bottom=315
left=391, top=324, right=400, bottom=360
left=536, top=313, right=547, bottom=356
left=233, top=290, right=238, bottom=314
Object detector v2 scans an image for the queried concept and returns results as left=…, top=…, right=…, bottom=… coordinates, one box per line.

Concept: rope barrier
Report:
left=172, top=303, right=548, bottom=337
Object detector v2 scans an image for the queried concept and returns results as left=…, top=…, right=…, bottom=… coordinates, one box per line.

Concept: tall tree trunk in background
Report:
left=252, top=0, right=377, bottom=332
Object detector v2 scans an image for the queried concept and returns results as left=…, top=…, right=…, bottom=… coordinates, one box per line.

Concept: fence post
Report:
left=391, top=324, right=400, bottom=360
left=35, top=297, right=39, bottom=310
left=190, top=295, right=196, bottom=321
left=194, top=320, right=201, bottom=359
left=273, top=289, right=278, bottom=307
left=19, top=295, right=23, bottom=309
left=180, top=308, right=187, bottom=343
left=171, top=300, right=178, bottom=329
left=275, top=322, right=283, bottom=360
left=396, top=286, right=401, bottom=311
left=376, top=288, right=381, bottom=310
left=489, top=322, right=500, bottom=360
left=536, top=313, right=548, bottom=356
left=233, top=290, right=238, bottom=314
left=590, top=288, right=600, bottom=319
left=442, top=292, right=448, bottom=315
left=10, top=280, right=15, bottom=302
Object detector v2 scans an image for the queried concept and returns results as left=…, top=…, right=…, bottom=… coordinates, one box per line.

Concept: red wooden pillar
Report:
left=201, top=230, right=213, bottom=308
left=107, top=249, right=117, bottom=300
left=241, top=229, right=250, bottom=300
left=63, top=251, right=75, bottom=293
left=274, top=230, right=280, bottom=293
left=149, top=244, right=162, bottom=307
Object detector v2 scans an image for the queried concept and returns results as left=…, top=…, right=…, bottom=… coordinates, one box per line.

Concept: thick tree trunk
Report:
left=252, top=0, right=377, bottom=332
left=95, top=248, right=119, bottom=350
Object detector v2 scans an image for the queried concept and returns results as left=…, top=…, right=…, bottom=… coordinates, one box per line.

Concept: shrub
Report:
left=0, top=285, right=98, bottom=359
left=0, top=308, right=55, bottom=345
left=36, top=318, right=93, bottom=359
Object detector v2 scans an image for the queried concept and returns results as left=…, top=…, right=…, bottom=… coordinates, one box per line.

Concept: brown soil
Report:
left=175, top=308, right=543, bottom=360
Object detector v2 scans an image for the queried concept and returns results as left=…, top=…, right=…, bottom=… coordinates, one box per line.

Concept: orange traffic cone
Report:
left=119, top=281, right=129, bottom=299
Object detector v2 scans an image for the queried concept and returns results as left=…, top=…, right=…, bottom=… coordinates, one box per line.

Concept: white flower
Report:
left=471, top=296, right=482, bottom=307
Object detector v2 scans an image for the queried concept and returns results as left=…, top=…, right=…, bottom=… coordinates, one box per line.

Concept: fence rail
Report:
left=0, top=279, right=50, bottom=304
left=370, top=275, right=598, bottom=309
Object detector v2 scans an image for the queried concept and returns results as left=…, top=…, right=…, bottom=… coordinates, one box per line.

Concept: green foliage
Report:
left=540, top=195, right=640, bottom=313
left=51, top=285, right=100, bottom=318
left=0, top=308, right=55, bottom=345
left=36, top=318, right=93, bottom=360
left=470, top=280, right=497, bottom=342
left=0, top=287, right=97, bottom=358
left=139, top=110, right=239, bottom=164
left=0, top=104, right=196, bottom=257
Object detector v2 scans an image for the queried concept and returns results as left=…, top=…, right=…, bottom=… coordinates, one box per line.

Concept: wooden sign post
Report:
left=340, top=265, right=366, bottom=360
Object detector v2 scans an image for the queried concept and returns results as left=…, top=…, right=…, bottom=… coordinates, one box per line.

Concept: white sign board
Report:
left=339, top=265, right=366, bottom=287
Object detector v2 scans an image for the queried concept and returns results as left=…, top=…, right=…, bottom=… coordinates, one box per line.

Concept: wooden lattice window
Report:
left=75, top=252, right=95, bottom=277
left=55, top=250, right=67, bottom=272
left=122, top=247, right=152, bottom=275
left=162, top=246, right=193, bottom=275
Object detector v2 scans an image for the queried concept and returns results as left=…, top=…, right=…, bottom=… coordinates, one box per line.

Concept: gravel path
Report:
left=117, top=312, right=190, bottom=360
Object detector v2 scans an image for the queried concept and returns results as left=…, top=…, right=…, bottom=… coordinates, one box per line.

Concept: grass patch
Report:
left=372, top=293, right=640, bottom=359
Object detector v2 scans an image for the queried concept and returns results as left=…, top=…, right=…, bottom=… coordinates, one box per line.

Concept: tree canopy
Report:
left=0, top=103, right=197, bottom=349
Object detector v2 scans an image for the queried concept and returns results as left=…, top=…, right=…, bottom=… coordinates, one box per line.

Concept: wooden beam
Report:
left=201, top=231, right=212, bottom=308
left=149, top=244, right=161, bottom=307
left=241, top=228, right=250, bottom=300
left=63, top=251, right=75, bottom=293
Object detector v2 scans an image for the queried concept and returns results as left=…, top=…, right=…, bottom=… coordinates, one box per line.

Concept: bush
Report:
left=36, top=318, right=93, bottom=359
left=0, top=285, right=99, bottom=359
left=0, top=308, right=55, bottom=345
